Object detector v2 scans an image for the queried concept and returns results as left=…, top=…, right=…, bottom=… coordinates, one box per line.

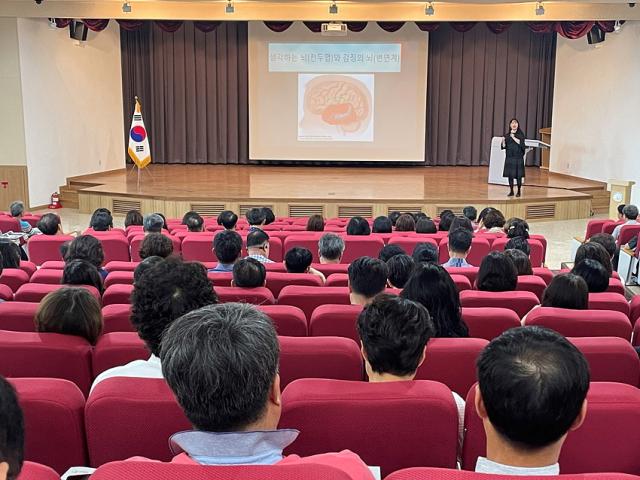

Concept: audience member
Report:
left=262, top=207, right=276, bottom=225
left=476, top=207, right=494, bottom=230
left=346, top=216, right=371, bottom=236
left=395, top=214, right=416, bottom=232
left=90, top=208, right=113, bottom=232
left=415, top=218, right=437, bottom=234
left=124, top=210, right=144, bottom=228
left=217, top=210, right=239, bottom=231
left=505, top=236, right=530, bottom=256
left=612, top=204, right=638, bottom=240
left=232, top=258, right=267, bottom=288
left=143, top=213, right=164, bottom=234
left=348, top=256, right=388, bottom=306
left=0, top=242, right=20, bottom=269
left=246, top=230, right=273, bottom=264
left=386, top=254, right=414, bottom=289
left=36, top=213, right=62, bottom=236
left=91, top=257, right=217, bottom=390
left=378, top=244, right=406, bottom=262
left=246, top=208, right=267, bottom=231
left=139, top=233, right=174, bottom=259
left=505, top=218, right=530, bottom=239
left=183, top=211, right=204, bottom=232
left=0, top=375, right=24, bottom=480
left=414, top=212, right=428, bottom=222
left=412, top=242, right=439, bottom=265
left=388, top=211, right=401, bottom=226
left=617, top=204, right=626, bottom=221
left=155, top=213, right=169, bottom=231
left=443, top=228, right=474, bottom=268
left=133, top=256, right=164, bottom=284
left=284, top=247, right=325, bottom=282
left=574, top=242, right=612, bottom=276
left=402, top=263, right=469, bottom=338
left=438, top=211, right=455, bottom=232
left=476, top=251, right=517, bottom=292
left=9, top=201, right=31, bottom=234
left=372, top=216, right=392, bottom=234
left=318, top=233, right=345, bottom=264
left=62, top=259, right=104, bottom=294
left=541, top=274, right=588, bottom=310
left=588, top=233, right=616, bottom=260
left=571, top=259, right=609, bottom=293
left=306, top=215, right=325, bottom=232
left=211, top=230, right=243, bottom=272
left=64, top=235, right=107, bottom=279
left=59, top=241, right=71, bottom=261
left=475, top=327, right=589, bottom=475
left=35, top=287, right=103, bottom=345
left=159, top=303, right=374, bottom=476
left=450, top=216, right=474, bottom=233
left=504, top=249, right=533, bottom=276
left=481, top=210, right=506, bottom=233
left=463, top=206, right=478, bottom=223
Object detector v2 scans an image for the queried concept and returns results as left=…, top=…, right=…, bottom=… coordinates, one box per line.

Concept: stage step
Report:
left=58, top=185, right=79, bottom=209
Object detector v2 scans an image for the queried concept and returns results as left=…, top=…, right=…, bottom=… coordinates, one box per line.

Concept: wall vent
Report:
left=387, top=206, right=424, bottom=215
left=288, top=205, right=324, bottom=217
left=525, top=203, right=556, bottom=220
left=338, top=205, right=373, bottom=218
left=112, top=198, right=142, bottom=215
left=190, top=203, right=225, bottom=217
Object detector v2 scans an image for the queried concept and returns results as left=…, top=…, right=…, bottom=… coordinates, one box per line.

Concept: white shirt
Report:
left=475, top=457, right=560, bottom=476
left=90, top=354, right=162, bottom=393
left=612, top=219, right=638, bottom=240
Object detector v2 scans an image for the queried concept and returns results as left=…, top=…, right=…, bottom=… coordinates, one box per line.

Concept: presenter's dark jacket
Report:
left=501, top=132, right=526, bottom=179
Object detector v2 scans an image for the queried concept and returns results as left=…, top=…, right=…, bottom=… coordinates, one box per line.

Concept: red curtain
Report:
left=82, top=19, right=110, bottom=32
left=555, top=21, right=594, bottom=39
left=486, top=22, right=512, bottom=34
left=264, top=21, right=293, bottom=32
left=377, top=22, right=405, bottom=32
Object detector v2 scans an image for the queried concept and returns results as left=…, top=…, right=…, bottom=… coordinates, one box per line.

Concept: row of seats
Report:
left=0, top=213, right=40, bottom=233
left=584, top=218, right=640, bottom=246
left=13, top=376, right=640, bottom=475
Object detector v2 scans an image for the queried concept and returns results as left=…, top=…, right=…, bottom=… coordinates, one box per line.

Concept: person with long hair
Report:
left=501, top=118, right=526, bottom=197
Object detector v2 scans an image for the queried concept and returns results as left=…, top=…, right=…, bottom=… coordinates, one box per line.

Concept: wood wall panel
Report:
left=0, top=166, right=29, bottom=211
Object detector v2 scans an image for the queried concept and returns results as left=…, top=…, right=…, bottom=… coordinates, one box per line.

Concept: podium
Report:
left=488, top=137, right=551, bottom=186
left=608, top=180, right=635, bottom=220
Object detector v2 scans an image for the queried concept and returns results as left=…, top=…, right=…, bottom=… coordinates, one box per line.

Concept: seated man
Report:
left=412, top=242, right=439, bottom=265
left=612, top=204, right=638, bottom=240
left=232, top=258, right=267, bottom=288
left=143, top=213, right=164, bottom=234
left=90, top=209, right=113, bottom=232
left=91, top=257, right=217, bottom=391
left=284, top=247, right=325, bottom=283
left=318, top=233, right=345, bottom=264
left=378, top=244, right=406, bottom=263
left=210, top=230, right=243, bottom=273
left=246, top=230, right=273, bottom=264
left=348, top=256, right=388, bottom=306
left=0, top=375, right=24, bottom=480
left=9, top=201, right=35, bottom=235
left=386, top=254, right=414, bottom=289
left=442, top=228, right=474, bottom=268
left=158, top=302, right=374, bottom=478
left=217, top=210, right=238, bottom=231
left=246, top=207, right=267, bottom=232
left=463, top=206, right=478, bottom=227
left=475, top=326, right=589, bottom=475
left=35, top=213, right=62, bottom=236
left=183, top=211, right=204, bottom=232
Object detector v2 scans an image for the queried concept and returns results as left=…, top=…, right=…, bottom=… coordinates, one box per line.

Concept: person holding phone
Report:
left=501, top=118, right=526, bottom=197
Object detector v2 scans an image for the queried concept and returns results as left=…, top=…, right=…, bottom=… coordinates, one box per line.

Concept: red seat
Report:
left=451, top=274, right=472, bottom=292
left=533, top=267, right=554, bottom=285
left=280, top=379, right=458, bottom=476
left=634, top=321, right=640, bottom=347
left=257, top=305, right=307, bottom=336
left=607, top=277, right=626, bottom=295
left=602, top=220, right=624, bottom=235
left=0, top=331, right=92, bottom=396
left=92, top=332, right=149, bottom=378
left=93, top=235, right=131, bottom=263
left=19, top=261, right=37, bottom=278
left=631, top=295, right=640, bottom=326
left=618, top=224, right=640, bottom=247
left=0, top=284, right=12, bottom=301
left=14, top=283, right=100, bottom=303
left=266, top=272, right=323, bottom=297
left=584, top=219, right=610, bottom=240
left=445, top=267, right=479, bottom=287
left=215, top=287, right=275, bottom=305
left=282, top=235, right=324, bottom=263
left=279, top=337, right=363, bottom=389
left=462, top=382, right=640, bottom=474
left=341, top=237, right=386, bottom=263
left=103, top=271, right=134, bottom=289
left=389, top=236, right=438, bottom=255
left=588, top=292, right=630, bottom=318
left=325, top=273, right=349, bottom=287
left=569, top=337, right=640, bottom=386
left=460, top=290, right=539, bottom=318
left=386, top=467, right=640, bottom=480
left=27, top=235, right=75, bottom=265
left=0, top=268, right=29, bottom=292
left=130, top=234, right=182, bottom=262
left=207, top=271, right=234, bottom=287
left=86, top=378, right=190, bottom=465
left=102, top=304, right=134, bottom=334
left=491, top=237, right=545, bottom=267
left=311, top=263, right=349, bottom=277
left=16, top=461, right=60, bottom=480
left=515, top=275, right=547, bottom=301
left=525, top=307, right=632, bottom=339
left=11, top=378, right=87, bottom=474
left=0, top=215, right=20, bottom=232
left=415, top=337, right=489, bottom=396
left=439, top=238, right=490, bottom=268
left=309, top=304, right=363, bottom=342
left=0, top=302, right=38, bottom=332
left=104, top=261, right=139, bottom=272
left=461, top=307, right=521, bottom=341
left=181, top=234, right=216, bottom=262
left=278, top=286, right=351, bottom=320
left=29, top=269, right=64, bottom=284
left=39, top=260, right=66, bottom=270
left=102, top=284, right=134, bottom=306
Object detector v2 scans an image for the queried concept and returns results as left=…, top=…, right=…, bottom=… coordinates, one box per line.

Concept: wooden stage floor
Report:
left=71, top=165, right=608, bottom=222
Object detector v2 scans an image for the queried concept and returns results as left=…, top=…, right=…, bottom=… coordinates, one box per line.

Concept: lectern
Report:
left=608, top=180, right=635, bottom=219
left=488, top=137, right=551, bottom=186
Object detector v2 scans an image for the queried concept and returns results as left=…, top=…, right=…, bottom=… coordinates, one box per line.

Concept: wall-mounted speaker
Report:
left=69, top=20, right=88, bottom=42
left=587, top=25, right=605, bottom=45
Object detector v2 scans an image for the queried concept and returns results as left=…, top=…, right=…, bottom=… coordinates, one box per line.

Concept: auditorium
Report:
left=0, top=0, right=640, bottom=479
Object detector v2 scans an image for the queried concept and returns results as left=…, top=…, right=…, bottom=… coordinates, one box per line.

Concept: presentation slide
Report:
left=249, top=22, right=428, bottom=162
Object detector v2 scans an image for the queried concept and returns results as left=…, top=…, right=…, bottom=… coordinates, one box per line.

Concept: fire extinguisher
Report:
left=49, top=192, right=62, bottom=209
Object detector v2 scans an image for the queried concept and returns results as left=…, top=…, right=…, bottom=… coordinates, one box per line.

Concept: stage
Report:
left=68, top=165, right=609, bottom=222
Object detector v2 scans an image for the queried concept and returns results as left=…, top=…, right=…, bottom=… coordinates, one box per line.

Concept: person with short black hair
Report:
left=306, top=215, right=325, bottom=232
left=476, top=251, right=518, bottom=292
left=617, top=204, right=626, bottom=220
left=540, top=273, right=589, bottom=310
left=505, top=236, right=530, bottom=256
left=217, top=210, right=239, bottom=231
left=139, top=233, right=174, bottom=260
left=211, top=230, right=243, bottom=273
left=504, top=249, right=533, bottom=276
left=481, top=210, right=506, bottom=233
left=505, top=218, right=530, bottom=239
left=571, top=259, right=609, bottom=293
left=348, top=256, right=388, bottom=306
left=414, top=212, right=428, bottom=221
left=412, top=242, right=439, bottom=265
left=62, top=259, right=104, bottom=294
left=574, top=241, right=612, bottom=276
left=246, top=208, right=267, bottom=230
left=143, top=213, right=164, bottom=234
left=65, top=235, right=107, bottom=279
left=463, top=206, right=478, bottom=223
left=372, top=216, right=392, bottom=234
left=395, top=214, right=415, bottom=232
left=284, top=247, right=325, bottom=282
left=475, top=326, right=589, bottom=475
left=443, top=228, right=474, bottom=268
left=124, top=210, right=143, bottom=228
left=318, top=233, right=344, bottom=264
left=346, top=216, right=371, bottom=236
left=134, top=256, right=164, bottom=284
left=378, top=244, right=406, bottom=263
left=90, top=208, right=113, bottom=232
left=476, top=207, right=494, bottom=229
left=588, top=233, right=617, bottom=260
left=183, top=211, right=204, bottom=232
left=91, top=257, right=217, bottom=391
left=232, top=258, right=267, bottom=288
left=0, top=242, right=21, bottom=269
left=36, top=213, right=62, bottom=236
left=159, top=303, right=374, bottom=475
left=438, top=212, right=455, bottom=232
left=613, top=204, right=639, bottom=241
left=415, top=218, right=437, bottom=234
left=388, top=211, right=401, bottom=226
left=450, top=216, right=474, bottom=233
left=246, top=230, right=273, bottom=264
left=386, top=254, right=414, bottom=289
left=262, top=207, right=276, bottom=225
left=0, top=375, right=24, bottom=480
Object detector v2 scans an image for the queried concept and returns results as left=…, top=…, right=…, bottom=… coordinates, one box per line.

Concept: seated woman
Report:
left=394, top=214, right=416, bottom=232
left=540, top=273, right=589, bottom=310
left=401, top=263, right=469, bottom=338
left=476, top=251, right=518, bottom=291
left=34, top=287, right=103, bottom=345
left=139, top=233, right=174, bottom=259
left=0, top=241, right=21, bottom=269
left=478, top=209, right=506, bottom=234
left=124, top=210, right=143, bottom=228
left=503, top=248, right=533, bottom=276
left=346, top=216, right=371, bottom=236
left=62, top=259, right=104, bottom=294
left=306, top=215, right=325, bottom=232
left=372, top=216, right=392, bottom=234
left=571, top=259, right=609, bottom=293
left=504, top=218, right=530, bottom=238
left=574, top=242, right=613, bottom=277
left=65, top=235, right=107, bottom=279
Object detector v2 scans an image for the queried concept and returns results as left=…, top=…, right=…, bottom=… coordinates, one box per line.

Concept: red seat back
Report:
left=39, top=260, right=66, bottom=270
left=27, top=235, right=74, bottom=265
left=533, top=267, right=553, bottom=285
left=309, top=304, right=363, bottom=342
left=631, top=295, right=640, bottom=326
left=104, top=261, right=139, bottom=272
left=311, top=262, right=349, bottom=277
left=19, top=261, right=37, bottom=278
left=0, top=215, right=20, bottom=232
left=86, top=378, right=190, bottom=465
left=280, top=379, right=458, bottom=476
left=11, top=378, right=87, bottom=474
left=0, top=302, right=38, bottom=332
left=491, top=237, right=544, bottom=267
left=207, top=271, right=233, bottom=287
left=16, top=461, right=60, bottom=480
left=0, top=268, right=29, bottom=292
left=14, top=283, right=100, bottom=303
left=90, top=235, right=131, bottom=263
left=325, top=273, right=349, bottom=287
left=215, top=287, right=275, bottom=305
left=584, top=219, right=609, bottom=240
left=102, top=284, right=134, bottom=306
left=104, top=271, right=135, bottom=289
left=460, top=290, right=539, bottom=318
left=258, top=305, right=307, bottom=337
left=386, top=467, right=640, bottom=480
left=283, top=235, right=324, bottom=263
left=603, top=221, right=624, bottom=235
left=102, top=304, right=134, bottom=333
left=278, top=286, right=351, bottom=320
left=342, top=237, right=385, bottom=264
left=265, top=272, right=323, bottom=297
left=439, top=238, right=490, bottom=268
left=618, top=224, right=640, bottom=247
left=461, top=307, right=521, bottom=341
left=525, top=307, right=632, bottom=339
left=569, top=337, right=640, bottom=386
left=445, top=267, right=479, bottom=287
left=0, top=284, right=12, bottom=301
left=515, top=275, right=547, bottom=301
left=451, top=274, right=472, bottom=292
left=29, top=269, right=64, bottom=284
left=389, top=236, right=438, bottom=255
left=92, top=332, right=149, bottom=378
left=588, top=292, right=630, bottom=318
left=607, top=277, right=626, bottom=295
left=181, top=235, right=216, bottom=262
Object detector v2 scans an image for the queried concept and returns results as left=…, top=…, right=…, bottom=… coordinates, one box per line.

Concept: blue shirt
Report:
left=209, top=263, right=235, bottom=273
left=442, top=258, right=473, bottom=268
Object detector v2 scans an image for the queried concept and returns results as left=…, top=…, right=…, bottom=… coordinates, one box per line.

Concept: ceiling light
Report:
left=122, top=1, right=132, bottom=13
left=225, top=1, right=234, bottom=13
left=535, top=1, right=545, bottom=15
left=425, top=1, right=435, bottom=15
left=329, top=1, right=338, bottom=14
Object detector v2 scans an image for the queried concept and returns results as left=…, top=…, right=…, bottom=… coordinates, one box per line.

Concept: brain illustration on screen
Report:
left=298, top=74, right=373, bottom=140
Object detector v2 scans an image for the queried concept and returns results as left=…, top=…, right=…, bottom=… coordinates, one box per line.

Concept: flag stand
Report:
left=128, top=163, right=154, bottom=190
left=127, top=95, right=153, bottom=190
